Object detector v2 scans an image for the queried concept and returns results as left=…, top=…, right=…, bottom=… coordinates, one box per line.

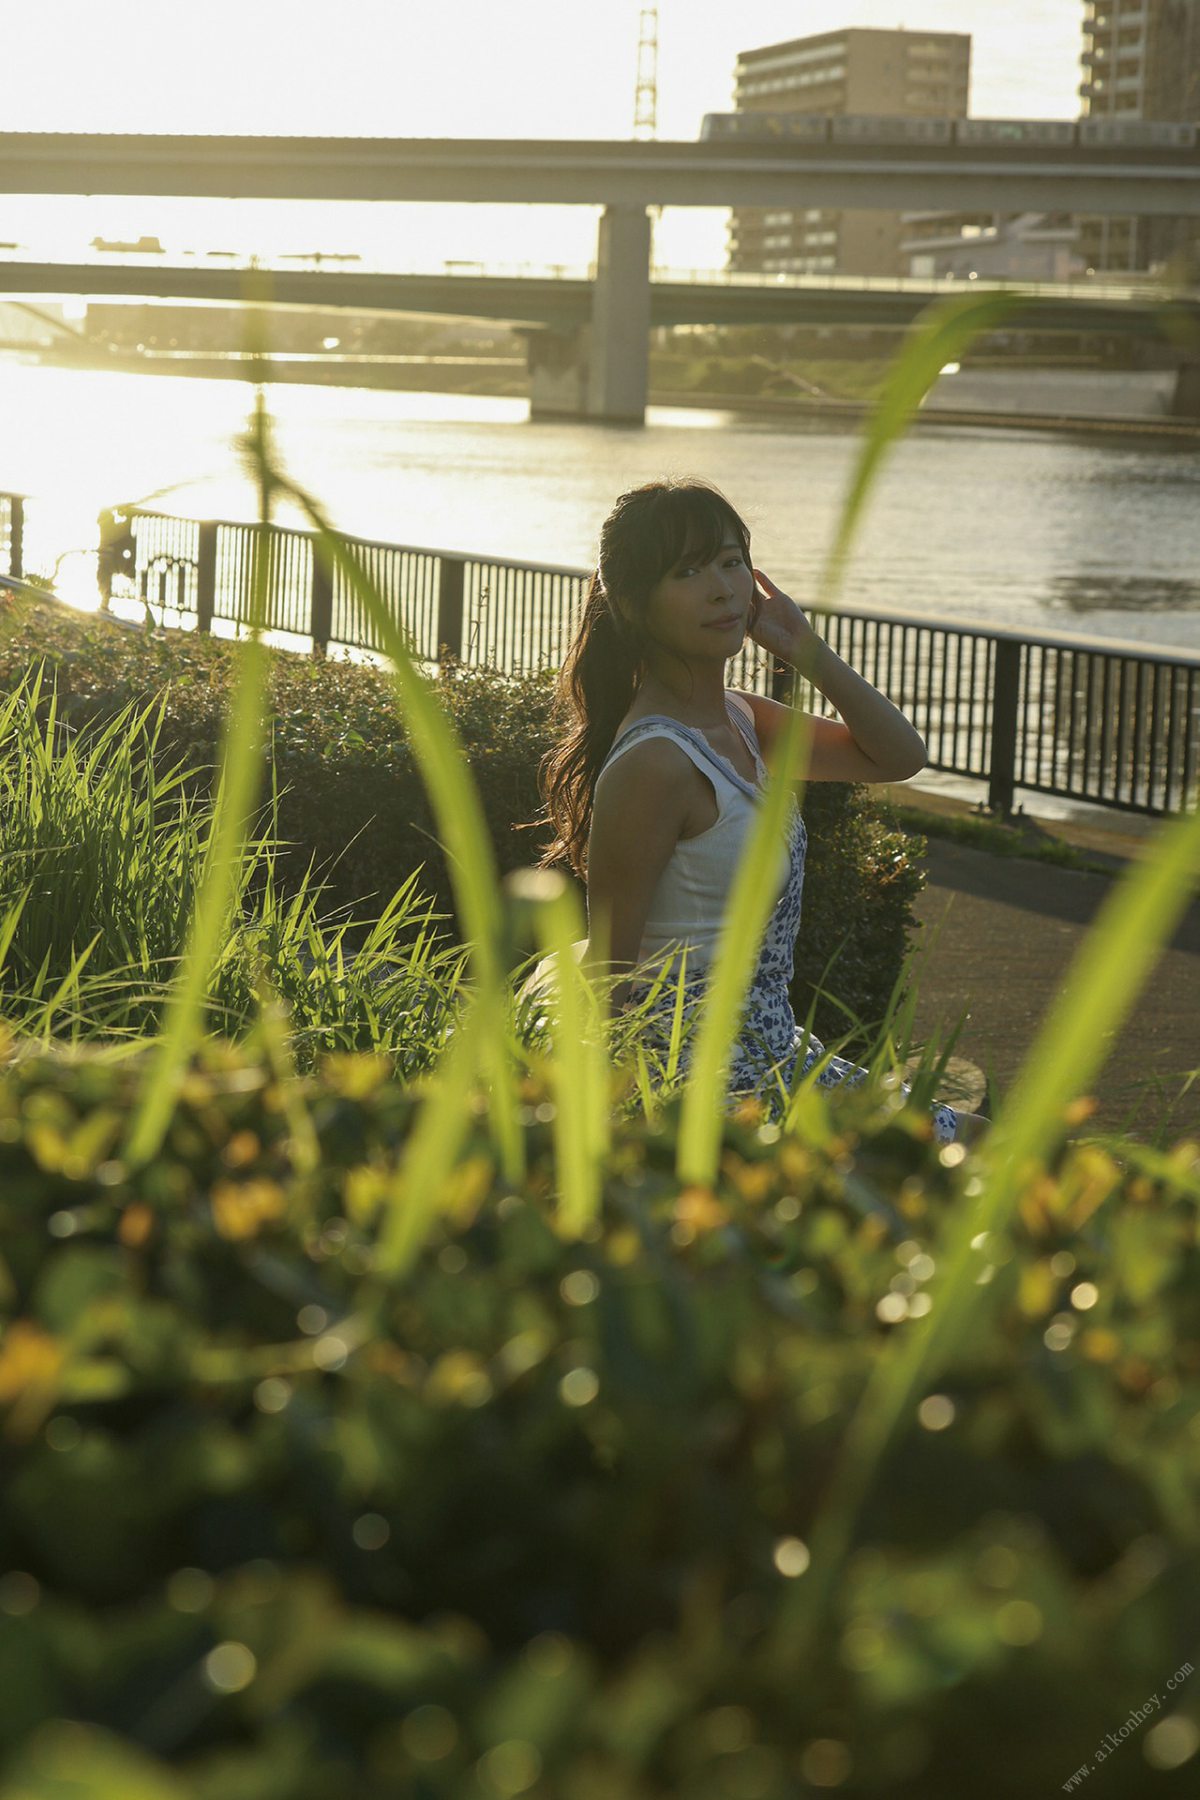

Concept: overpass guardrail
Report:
left=3, top=496, right=1195, bottom=823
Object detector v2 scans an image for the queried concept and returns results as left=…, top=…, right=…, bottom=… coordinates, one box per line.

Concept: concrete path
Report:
left=905, top=836, right=1200, bottom=1142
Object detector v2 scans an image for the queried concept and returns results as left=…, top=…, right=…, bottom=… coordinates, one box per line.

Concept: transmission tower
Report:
left=633, top=6, right=659, bottom=141
left=633, top=7, right=662, bottom=260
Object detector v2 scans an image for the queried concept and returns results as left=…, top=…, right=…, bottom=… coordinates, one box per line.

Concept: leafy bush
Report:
left=0, top=594, right=925, bottom=1047
left=0, top=1039, right=1197, bottom=1798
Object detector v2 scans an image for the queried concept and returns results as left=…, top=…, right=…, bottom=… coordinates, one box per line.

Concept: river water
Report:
left=1, top=359, right=1198, bottom=655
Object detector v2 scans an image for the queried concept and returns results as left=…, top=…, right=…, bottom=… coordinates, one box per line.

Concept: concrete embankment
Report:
left=922, top=365, right=1180, bottom=421
left=648, top=379, right=1200, bottom=443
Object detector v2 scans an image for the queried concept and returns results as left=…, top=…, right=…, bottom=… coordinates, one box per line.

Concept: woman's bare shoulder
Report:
left=596, top=727, right=695, bottom=795
left=591, top=733, right=696, bottom=850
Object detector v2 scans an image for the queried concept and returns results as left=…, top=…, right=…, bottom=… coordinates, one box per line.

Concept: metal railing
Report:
left=0, top=493, right=23, bottom=580
left=798, top=609, right=1198, bottom=819
left=3, top=245, right=1180, bottom=306
left=98, top=505, right=1199, bottom=820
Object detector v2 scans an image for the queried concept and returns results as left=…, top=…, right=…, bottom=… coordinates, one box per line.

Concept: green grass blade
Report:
left=505, top=869, right=610, bottom=1239
left=675, top=707, right=813, bottom=1185
left=376, top=993, right=485, bottom=1277
left=0, top=887, right=32, bottom=989
left=778, top=792, right=1200, bottom=1664
left=819, top=290, right=1029, bottom=604
left=124, top=397, right=275, bottom=1166
left=33, top=932, right=103, bottom=1035
left=676, top=295, right=1036, bottom=1186
left=268, top=474, right=524, bottom=1187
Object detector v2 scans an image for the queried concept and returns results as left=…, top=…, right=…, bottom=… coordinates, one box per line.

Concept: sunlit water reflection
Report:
left=1, top=359, right=1198, bottom=653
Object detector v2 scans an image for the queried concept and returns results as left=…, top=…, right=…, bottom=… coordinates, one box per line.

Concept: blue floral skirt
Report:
left=623, top=953, right=961, bottom=1144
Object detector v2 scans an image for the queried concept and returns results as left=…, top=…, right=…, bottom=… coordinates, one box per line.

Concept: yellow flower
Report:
left=211, top=1179, right=287, bottom=1241
left=674, top=1184, right=729, bottom=1236
left=0, top=1320, right=66, bottom=1438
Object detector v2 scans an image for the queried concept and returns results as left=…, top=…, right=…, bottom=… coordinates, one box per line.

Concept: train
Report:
left=700, top=113, right=1199, bottom=151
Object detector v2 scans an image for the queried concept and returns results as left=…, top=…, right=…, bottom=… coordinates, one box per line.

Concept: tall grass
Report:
left=0, top=673, right=201, bottom=1034
left=0, top=666, right=468, bottom=1064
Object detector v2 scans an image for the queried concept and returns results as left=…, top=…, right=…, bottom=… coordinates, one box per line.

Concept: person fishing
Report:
left=527, top=476, right=987, bottom=1145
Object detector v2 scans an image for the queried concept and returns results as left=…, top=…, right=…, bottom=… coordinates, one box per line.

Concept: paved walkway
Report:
left=888, top=790, right=1200, bottom=1141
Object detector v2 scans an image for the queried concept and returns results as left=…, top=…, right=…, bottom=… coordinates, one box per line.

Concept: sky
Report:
left=1, top=1, right=1088, bottom=270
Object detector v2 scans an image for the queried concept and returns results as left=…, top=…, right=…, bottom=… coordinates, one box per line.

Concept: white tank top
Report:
left=595, top=701, right=792, bottom=976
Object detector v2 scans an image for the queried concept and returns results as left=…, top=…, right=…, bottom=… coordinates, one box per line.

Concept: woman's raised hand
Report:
left=748, top=568, right=821, bottom=669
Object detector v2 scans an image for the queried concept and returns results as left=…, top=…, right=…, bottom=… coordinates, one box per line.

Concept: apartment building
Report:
left=900, top=209, right=1085, bottom=282
left=728, top=28, right=971, bottom=279
left=1079, top=0, right=1200, bottom=271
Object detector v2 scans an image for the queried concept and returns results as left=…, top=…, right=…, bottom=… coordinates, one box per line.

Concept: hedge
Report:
left=0, top=592, right=927, bottom=1049
left=0, top=1039, right=1197, bottom=1797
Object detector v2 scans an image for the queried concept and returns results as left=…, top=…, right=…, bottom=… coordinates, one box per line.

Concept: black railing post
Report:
left=437, top=555, right=466, bottom=662
left=988, top=638, right=1022, bottom=818
left=196, top=520, right=217, bottom=635
left=97, top=508, right=136, bottom=610
left=310, top=541, right=333, bottom=655
left=9, top=497, right=23, bottom=579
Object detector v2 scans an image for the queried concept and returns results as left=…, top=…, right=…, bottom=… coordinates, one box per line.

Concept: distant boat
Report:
left=91, top=235, right=165, bottom=255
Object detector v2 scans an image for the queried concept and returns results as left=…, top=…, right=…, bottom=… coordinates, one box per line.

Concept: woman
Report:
left=530, top=477, right=987, bottom=1146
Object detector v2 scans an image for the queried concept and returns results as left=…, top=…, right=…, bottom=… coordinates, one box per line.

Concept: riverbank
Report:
left=646, top=385, right=1200, bottom=444
left=7, top=344, right=1199, bottom=442
left=0, top=343, right=529, bottom=396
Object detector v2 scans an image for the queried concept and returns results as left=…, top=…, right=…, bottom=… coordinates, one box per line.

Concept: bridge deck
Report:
left=1, top=259, right=1196, bottom=338
left=1, top=132, right=1197, bottom=214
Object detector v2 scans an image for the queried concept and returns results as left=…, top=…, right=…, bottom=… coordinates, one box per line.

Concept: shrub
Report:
left=0, top=1038, right=1197, bottom=1797
left=0, top=594, right=926, bottom=1046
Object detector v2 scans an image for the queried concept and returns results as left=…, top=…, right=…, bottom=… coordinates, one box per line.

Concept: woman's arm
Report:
left=583, top=739, right=693, bottom=1012
left=744, top=568, right=926, bottom=783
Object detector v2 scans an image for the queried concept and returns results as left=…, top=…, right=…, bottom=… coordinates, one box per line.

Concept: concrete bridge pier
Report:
left=526, top=203, right=652, bottom=424
left=587, top=204, right=652, bottom=424
left=525, top=324, right=590, bottom=419
left=1169, top=355, right=1200, bottom=420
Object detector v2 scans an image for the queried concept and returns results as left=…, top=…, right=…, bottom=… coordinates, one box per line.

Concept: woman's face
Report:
left=641, top=530, right=755, bottom=659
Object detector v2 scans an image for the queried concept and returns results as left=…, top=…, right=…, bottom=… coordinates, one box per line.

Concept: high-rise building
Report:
left=727, top=28, right=971, bottom=279
left=1079, top=0, right=1200, bottom=272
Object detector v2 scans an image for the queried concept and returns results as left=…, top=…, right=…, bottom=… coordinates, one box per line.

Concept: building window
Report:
left=735, top=40, right=849, bottom=79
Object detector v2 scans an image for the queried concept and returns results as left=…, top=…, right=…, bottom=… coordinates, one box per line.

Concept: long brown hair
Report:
left=520, top=478, right=754, bottom=883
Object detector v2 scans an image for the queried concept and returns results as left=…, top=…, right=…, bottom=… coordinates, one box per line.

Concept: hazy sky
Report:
left=3, top=1, right=1087, bottom=268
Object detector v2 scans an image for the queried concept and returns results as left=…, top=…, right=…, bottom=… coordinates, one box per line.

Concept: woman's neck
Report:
left=633, top=669, right=732, bottom=730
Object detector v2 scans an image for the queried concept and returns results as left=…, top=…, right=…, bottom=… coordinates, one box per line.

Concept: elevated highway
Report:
left=2, top=131, right=1198, bottom=215
left=2, top=132, right=1197, bottom=421
left=0, top=255, right=1195, bottom=339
